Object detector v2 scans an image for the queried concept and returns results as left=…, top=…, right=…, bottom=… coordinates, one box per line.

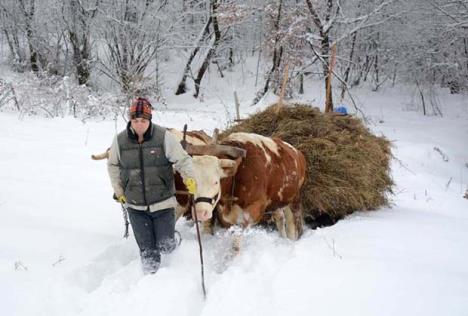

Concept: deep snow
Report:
left=0, top=76, right=467, bottom=316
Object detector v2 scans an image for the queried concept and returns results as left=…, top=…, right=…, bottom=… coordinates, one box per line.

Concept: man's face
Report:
left=131, top=118, right=150, bottom=137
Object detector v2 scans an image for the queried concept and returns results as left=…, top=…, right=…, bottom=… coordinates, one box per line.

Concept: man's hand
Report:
left=113, top=193, right=127, bottom=204
left=117, top=195, right=127, bottom=203
left=184, top=178, right=197, bottom=195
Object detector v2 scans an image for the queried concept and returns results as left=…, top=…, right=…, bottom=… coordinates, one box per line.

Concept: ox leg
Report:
left=231, top=228, right=242, bottom=255
left=272, top=209, right=287, bottom=238
left=202, top=217, right=215, bottom=235
left=219, top=204, right=245, bottom=227
left=218, top=227, right=243, bottom=267
left=283, top=206, right=299, bottom=240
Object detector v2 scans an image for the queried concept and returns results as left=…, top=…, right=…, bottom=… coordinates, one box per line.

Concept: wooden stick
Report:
left=191, top=196, right=207, bottom=299
left=277, top=63, right=290, bottom=113
left=325, top=43, right=337, bottom=113
left=234, top=91, right=240, bottom=121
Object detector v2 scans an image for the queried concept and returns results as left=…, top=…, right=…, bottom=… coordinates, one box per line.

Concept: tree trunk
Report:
left=341, top=31, right=357, bottom=100
left=175, top=17, right=212, bottom=95
left=372, top=34, right=381, bottom=91
left=12, top=28, right=25, bottom=63
left=193, top=0, right=222, bottom=98
left=392, top=64, right=397, bottom=87
left=416, top=80, right=426, bottom=115
left=256, top=0, right=283, bottom=103
left=69, top=30, right=91, bottom=85
left=373, top=53, right=380, bottom=91
left=324, top=40, right=335, bottom=113
left=3, top=30, right=17, bottom=61
left=19, top=0, right=41, bottom=73
left=306, top=0, right=335, bottom=112
left=464, top=38, right=468, bottom=82
left=363, top=55, right=372, bottom=82
left=299, top=72, right=304, bottom=94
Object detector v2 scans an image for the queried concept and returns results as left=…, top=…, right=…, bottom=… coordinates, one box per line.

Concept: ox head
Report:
left=191, top=155, right=239, bottom=221
left=184, top=142, right=246, bottom=221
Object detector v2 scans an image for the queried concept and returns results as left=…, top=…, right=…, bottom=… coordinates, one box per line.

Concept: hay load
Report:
left=220, top=103, right=393, bottom=226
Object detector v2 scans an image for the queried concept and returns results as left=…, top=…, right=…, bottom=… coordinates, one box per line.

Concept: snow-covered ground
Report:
left=1, top=76, right=467, bottom=316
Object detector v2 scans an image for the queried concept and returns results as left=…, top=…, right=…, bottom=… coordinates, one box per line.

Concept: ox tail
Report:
left=91, top=149, right=110, bottom=160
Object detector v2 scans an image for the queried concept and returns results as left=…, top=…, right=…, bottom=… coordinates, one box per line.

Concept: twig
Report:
left=9, top=83, right=20, bottom=111
left=394, top=156, right=416, bottom=175
left=445, top=177, right=453, bottom=190
left=416, top=80, right=426, bottom=115
left=321, top=236, right=342, bottom=259
left=35, top=104, right=54, bottom=118
left=433, top=147, right=449, bottom=162
left=14, top=261, right=28, bottom=271
left=52, top=255, right=66, bottom=267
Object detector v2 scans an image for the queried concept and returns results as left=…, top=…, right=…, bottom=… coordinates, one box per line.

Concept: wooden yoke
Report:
left=185, top=143, right=246, bottom=159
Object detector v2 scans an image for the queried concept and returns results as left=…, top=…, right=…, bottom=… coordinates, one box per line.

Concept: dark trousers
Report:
left=127, top=207, right=176, bottom=274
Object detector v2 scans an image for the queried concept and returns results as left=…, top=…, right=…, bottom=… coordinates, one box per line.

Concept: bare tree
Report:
left=175, top=0, right=247, bottom=99
left=98, top=0, right=170, bottom=94
left=17, top=0, right=42, bottom=72
left=193, top=0, right=223, bottom=98
left=63, top=0, right=100, bottom=85
left=304, top=0, right=339, bottom=112
left=0, top=6, right=26, bottom=67
left=175, top=15, right=212, bottom=95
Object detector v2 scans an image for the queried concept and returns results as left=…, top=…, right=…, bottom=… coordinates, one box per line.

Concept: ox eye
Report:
left=214, top=181, right=219, bottom=185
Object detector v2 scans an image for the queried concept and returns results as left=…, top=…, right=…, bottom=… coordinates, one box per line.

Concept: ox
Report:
left=191, top=132, right=306, bottom=240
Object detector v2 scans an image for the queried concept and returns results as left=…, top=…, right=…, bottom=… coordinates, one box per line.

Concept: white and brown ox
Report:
left=191, top=132, right=306, bottom=240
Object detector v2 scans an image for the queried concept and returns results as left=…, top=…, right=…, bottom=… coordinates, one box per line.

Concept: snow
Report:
left=1, top=79, right=467, bottom=316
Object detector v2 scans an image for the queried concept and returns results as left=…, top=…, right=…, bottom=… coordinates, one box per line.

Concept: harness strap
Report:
left=195, top=197, right=214, bottom=204
left=194, top=193, right=219, bottom=205
left=120, top=203, right=129, bottom=239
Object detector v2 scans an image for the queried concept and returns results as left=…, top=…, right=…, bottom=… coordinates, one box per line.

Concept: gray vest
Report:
left=117, top=124, right=175, bottom=206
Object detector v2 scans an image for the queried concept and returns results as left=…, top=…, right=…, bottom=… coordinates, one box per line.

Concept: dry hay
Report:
left=220, top=103, right=393, bottom=225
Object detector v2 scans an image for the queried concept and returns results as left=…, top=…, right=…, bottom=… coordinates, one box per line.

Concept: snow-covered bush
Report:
left=0, top=72, right=127, bottom=121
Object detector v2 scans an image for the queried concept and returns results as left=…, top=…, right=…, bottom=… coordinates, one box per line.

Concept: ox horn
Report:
left=91, top=149, right=110, bottom=160
left=219, top=158, right=240, bottom=177
left=185, top=143, right=246, bottom=159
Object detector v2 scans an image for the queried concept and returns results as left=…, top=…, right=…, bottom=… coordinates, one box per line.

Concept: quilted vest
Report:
left=117, top=124, right=175, bottom=206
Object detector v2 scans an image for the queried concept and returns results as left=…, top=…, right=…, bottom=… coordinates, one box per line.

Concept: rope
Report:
left=182, top=123, right=206, bottom=299
left=120, top=203, right=129, bottom=239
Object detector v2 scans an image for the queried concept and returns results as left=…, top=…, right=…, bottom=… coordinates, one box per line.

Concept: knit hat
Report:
left=129, top=97, right=152, bottom=120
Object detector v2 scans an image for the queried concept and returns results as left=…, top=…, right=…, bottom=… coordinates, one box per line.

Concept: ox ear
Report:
left=219, top=158, right=239, bottom=178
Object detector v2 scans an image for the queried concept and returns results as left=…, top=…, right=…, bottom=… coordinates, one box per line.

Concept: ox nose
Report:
left=194, top=207, right=211, bottom=221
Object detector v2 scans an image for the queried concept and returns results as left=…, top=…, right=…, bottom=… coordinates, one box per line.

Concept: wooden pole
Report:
left=325, top=43, right=337, bottom=113
left=212, top=128, right=219, bottom=144
left=276, top=63, right=289, bottom=113
left=234, top=91, right=240, bottom=121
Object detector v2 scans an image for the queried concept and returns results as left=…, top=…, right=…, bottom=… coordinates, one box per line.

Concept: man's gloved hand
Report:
left=113, top=193, right=127, bottom=204
left=184, top=178, right=197, bottom=195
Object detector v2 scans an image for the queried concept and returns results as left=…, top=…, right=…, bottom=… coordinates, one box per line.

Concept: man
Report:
left=107, top=97, right=197, bottom=274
